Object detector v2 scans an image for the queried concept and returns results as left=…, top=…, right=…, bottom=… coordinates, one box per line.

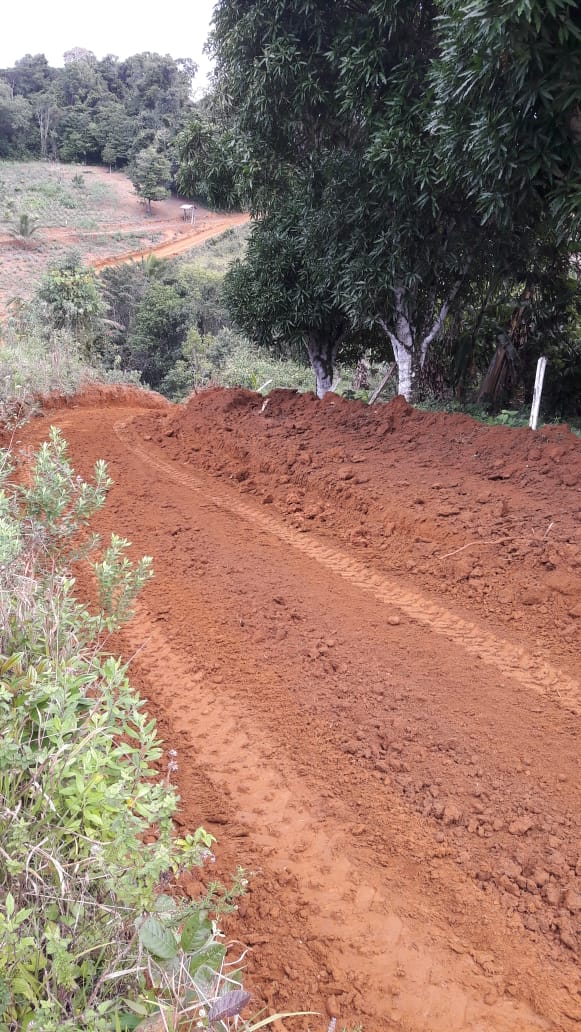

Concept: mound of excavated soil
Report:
left=39, top=384, right=170, bottom=412
left=137, top=388, right=581, bottom=663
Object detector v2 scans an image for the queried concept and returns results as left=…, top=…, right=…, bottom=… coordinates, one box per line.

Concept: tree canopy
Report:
left=430, top=0, right=581, bottom=236
left=178, top=0, right=580, bottom=406
left=0, top=50, right=198, bottom=167
left=129, top=147, right=171, bottom=214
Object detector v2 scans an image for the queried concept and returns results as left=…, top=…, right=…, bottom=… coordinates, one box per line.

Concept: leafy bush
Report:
left=36, top=252, right=105, bottom=343
left=159, top=329, right=317, bottom=399
left=212, top=333, right=316, bottom=393
left=0, top=296, right=143, bottom=427
left=99, top=254, right=232, bottom=393
left=0, top=320, right=97, bottom=425
left=0, top=430, right=249, bottom=1031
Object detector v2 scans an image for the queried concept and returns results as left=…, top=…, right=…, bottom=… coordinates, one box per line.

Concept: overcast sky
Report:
left=0, top=0, right=216, bottom=89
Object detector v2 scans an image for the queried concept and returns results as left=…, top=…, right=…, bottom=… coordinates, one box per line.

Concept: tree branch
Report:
left=419, top=276, right=465, bottom=367
left=377, top=316, right=410, bottom=357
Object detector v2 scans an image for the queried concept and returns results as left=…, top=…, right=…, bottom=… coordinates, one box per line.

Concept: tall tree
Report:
left=34, top=90, right=60, bottom=159
left=430, top=0, right=581, bottom=238
left=129, top=147, right=171, bottom=214
left=182, top=0, right=489, bottom=399
left=0, top=81, right=32, bottom=156
left=223, top=203, right=349, bottom=398
left=3, top=53, right=54, bottom=97
left=184, top=0, right=576, bottom=402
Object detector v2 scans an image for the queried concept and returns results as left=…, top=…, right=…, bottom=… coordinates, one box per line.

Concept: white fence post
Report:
left=529, top=356, right=547, bottom=431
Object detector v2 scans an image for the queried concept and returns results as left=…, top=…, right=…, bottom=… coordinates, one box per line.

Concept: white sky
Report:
left=1, top=0, right=216, bottom=90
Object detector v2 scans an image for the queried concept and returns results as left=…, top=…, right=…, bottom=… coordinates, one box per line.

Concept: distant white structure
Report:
left=180, top=203, right=196, bottom=224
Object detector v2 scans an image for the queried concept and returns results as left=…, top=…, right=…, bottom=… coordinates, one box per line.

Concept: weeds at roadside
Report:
left=416, top=395, right=581, bottom=432
left=0, top=429, right=313, bottom=1031
left=0, top=301, right=143, bottom=427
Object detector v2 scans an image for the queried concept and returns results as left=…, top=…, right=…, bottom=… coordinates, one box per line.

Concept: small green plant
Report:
left=0, top=430, right=248, bottom=1030
left=8, top=212, right=41, bottom=242
left=72, top=173, right=86, bottom=189
left=487, top=408, right=528, bottom=427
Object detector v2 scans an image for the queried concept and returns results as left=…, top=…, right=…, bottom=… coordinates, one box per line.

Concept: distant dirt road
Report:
left=0, top=164, right=249, bottom=311
left=18, top=387, right=581, bottom=1032
left=91, top=214, right=250, bottom=270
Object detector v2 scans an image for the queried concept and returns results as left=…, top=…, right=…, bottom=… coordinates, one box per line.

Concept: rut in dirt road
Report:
left=20, top=391, right=581, bottom=1032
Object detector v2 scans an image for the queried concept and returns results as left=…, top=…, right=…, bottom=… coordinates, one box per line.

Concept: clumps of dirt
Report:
left=40, top=384, right=170, bottom=412
left=135, top=387, right=581, bottom=666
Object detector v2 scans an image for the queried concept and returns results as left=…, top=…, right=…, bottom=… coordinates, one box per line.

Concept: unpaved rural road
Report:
left=19, top=387, right=581, bottom=1032
left=90, top=213, right=249, bottom=269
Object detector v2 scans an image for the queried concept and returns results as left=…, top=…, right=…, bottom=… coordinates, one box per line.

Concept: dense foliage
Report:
left=0, top=430, right=253, bottom=1031
left=0, top=49, right=197, bottom=171
left=430, top=0, right=581, bottom=236
left=98, top=244, right=234, bottom=393
left=179, top=0, right=581, bottom=412
left=1, top=228, right=326, bottom=408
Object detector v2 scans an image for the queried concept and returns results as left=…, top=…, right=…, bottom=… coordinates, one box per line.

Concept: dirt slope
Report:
left=17, top=389, right=581, bottom=1032
left=0, top=163, right=249, bottom=310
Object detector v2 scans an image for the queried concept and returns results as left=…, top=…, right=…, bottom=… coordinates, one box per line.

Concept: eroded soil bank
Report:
left=18, top=388, right=581, bottom=1031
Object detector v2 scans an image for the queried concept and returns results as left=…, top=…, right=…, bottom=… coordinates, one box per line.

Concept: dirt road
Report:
left=90, top=213, right=250, bottom=270
left=20, top=387, right=581, bottom=1031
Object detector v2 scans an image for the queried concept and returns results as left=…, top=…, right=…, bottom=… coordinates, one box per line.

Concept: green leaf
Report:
left=120, top=1000, right=151, bottom=1017
left=189, top=942, right=226, bottom=977
left=153, top=894, right=176, bottom=915
left=107, top=1011, right=145, bottom=1031
left=138, top=917, right=178, bottom=961
left=180, top=910, right=212, bottom=953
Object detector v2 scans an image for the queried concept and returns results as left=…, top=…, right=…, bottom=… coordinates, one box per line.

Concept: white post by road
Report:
left=529, top=356, right=547, bottom=431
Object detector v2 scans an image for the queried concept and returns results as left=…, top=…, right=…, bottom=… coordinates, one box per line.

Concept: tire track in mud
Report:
left=116, top=420, right=581, bottom=718
left=121, top=608, right=550, bottom=1032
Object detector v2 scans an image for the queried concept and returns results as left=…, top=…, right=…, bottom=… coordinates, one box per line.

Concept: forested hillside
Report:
left=0, top=49, right=196, bottom=171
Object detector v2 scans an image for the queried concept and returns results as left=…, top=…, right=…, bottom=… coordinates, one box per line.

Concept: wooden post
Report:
left=529, top=356, right=547, bottom=431
left=368, top=362, right=397, bottom=405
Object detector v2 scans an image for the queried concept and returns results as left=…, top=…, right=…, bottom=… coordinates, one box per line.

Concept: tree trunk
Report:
left=478, top=344, right=508, bottom=404
left=306, top=336, right=338, bottom=399
left=394, top=342, right=414, bottom=400
left=378, top=280, right=462, bottom=403
left=378, top=291, right=417, bottom=401
left=38, top=111, right=49, bottom=160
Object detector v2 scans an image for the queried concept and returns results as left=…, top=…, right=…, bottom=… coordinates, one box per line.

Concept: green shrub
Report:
left=0, top=430, right=248, bottom=1031
left=8, top=213, right=41, bottom=241
left=0, top=302, right=143, bottom=427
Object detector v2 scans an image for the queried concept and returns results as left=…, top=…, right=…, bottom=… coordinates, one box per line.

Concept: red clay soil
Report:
left=15, top=387, right=581, bottom=1032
